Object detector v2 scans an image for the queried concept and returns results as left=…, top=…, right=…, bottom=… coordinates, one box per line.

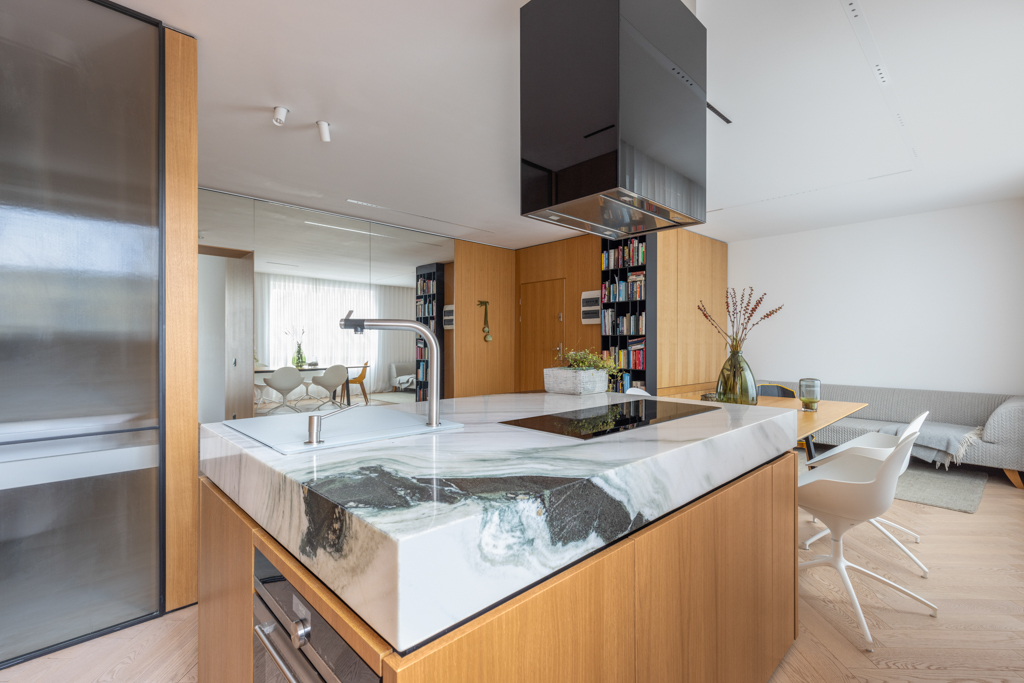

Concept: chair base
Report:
left=800, top=535, right=937, bottom=651
left=265, top=401, right=301, bottom=414
left=801, top=516, right=928, bottom=578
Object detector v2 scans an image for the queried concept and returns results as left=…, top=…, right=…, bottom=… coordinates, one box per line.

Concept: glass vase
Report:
left=717, top=349, right=756, bottom=405
left=292, top=343, right=306, bottom=368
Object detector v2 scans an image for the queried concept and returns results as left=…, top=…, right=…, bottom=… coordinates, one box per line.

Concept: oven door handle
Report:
left=254, top=622, right=313, bottom=683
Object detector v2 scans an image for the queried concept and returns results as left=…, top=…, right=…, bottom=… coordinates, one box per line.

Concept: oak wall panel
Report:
left=656, top=229, right=728, bottom=390
left=453, top=241, right=515, bottom=397
left=164, top=27, right=199, bottom=612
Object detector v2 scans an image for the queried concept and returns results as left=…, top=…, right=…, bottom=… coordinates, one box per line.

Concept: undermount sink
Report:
left=223, top=405, right=463, bottom=454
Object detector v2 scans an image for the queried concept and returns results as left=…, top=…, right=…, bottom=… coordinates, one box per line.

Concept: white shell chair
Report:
left=262, top=367, right=304, bottom=413
left=625, top=387, right=651, bottom=396
left=803, top=412, right=930, bottom=577
left=311, top=365, right=348, bottom=409
left=799, top=430, right=937, bottom=651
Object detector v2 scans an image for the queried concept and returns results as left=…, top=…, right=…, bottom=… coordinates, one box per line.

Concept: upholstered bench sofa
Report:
left=766, top=382, right=1024, bottom=479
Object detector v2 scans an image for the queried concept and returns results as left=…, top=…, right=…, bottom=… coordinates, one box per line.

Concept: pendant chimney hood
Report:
left=520, top=0, right=706, bottom=238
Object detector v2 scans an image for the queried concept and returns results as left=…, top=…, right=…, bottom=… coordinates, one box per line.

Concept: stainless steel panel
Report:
left=0, top=0, right=161, bottom=666
left=0, top=0, right=160, bottom=431
left=0, top=430, right=160, bottom=663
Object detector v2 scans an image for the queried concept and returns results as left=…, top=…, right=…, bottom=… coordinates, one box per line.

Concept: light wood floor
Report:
left=2, top=471, right=1020, bottom=683
left=0, top=606, right=197, bottom=683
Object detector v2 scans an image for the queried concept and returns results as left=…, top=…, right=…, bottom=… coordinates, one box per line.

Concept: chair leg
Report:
left=800, top=536, right=874, bottom=651
left=869, top=519, right=928, bottom=578
left=847, top=563, right=938, bottom=616
left=359, top=382, right=369, bottom=405
left=835, top=561, right=874, bottom=652
left=876, top=517, right=920, bottom=543
left=801, top=527, right=829, bottom=550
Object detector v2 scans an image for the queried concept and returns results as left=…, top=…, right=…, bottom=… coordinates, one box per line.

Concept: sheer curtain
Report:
left=255, top=273, right=416, bottom=394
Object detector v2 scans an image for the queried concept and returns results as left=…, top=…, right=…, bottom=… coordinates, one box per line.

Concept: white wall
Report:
left=198, top=255, right=226, bottom=424
left=728, top=199, right=1024, bottom=395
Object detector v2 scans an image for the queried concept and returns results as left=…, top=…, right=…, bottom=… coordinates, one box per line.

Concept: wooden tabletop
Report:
left=754, top=397, right=867, bottom=440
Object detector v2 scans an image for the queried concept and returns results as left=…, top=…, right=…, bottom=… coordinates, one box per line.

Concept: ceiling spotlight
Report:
left=317, top=121, right=331, bottom=142
left=272, top=106, right=288, bottom=126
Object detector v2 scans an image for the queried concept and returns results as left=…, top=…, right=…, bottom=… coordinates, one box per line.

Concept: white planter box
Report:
left=543, top=367, right=608, bottom=395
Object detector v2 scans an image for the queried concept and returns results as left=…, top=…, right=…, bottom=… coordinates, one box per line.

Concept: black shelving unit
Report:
left=600, top=234, right=657, bottom=394
left=414, top=263, right=445, bottom=402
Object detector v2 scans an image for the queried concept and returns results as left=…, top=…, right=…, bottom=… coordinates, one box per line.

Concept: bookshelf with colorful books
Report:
left=414, top=263, right=445, bottom=402
left=600, top=234, right=658, bottom=394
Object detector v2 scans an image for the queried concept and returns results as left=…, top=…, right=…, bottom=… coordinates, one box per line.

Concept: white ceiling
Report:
left=128, top=0, right=1024, bottom=246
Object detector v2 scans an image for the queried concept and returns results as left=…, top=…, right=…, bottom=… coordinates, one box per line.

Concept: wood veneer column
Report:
left=164, top=27, right=199, bottom=611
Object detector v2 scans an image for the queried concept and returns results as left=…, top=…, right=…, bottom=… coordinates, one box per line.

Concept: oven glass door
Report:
left=253, top=593, right=325, bottom=683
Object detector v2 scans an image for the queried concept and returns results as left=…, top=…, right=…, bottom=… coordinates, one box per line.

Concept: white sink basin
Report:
left=223, top=405, right=463, bottom=454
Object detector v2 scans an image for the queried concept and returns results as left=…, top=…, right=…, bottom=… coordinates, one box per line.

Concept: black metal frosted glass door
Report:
left=0, top=0, right=161, bottom=665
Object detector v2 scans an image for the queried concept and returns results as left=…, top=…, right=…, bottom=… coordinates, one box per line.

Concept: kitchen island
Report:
left=199, top=392, right=799, bottom=683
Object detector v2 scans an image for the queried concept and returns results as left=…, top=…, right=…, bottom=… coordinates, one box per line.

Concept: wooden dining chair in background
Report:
left=350, top=362, right=370, bottom=405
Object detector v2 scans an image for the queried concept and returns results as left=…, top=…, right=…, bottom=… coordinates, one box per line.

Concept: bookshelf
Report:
left=600, top=234, right=657, bottom=394
left=414, top=263, right=445, bottom=402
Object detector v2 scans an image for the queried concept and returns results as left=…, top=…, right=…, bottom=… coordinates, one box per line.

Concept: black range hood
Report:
left=520, top=0, right=707, bottom=238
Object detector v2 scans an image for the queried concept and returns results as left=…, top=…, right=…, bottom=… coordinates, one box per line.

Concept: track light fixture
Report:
left=272, top=106, right=288, bottom=126
left=317, top=121, right=331, bottom=142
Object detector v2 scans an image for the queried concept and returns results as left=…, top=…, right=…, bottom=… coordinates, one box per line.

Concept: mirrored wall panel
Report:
left=197, top=190, right=455, bottom=421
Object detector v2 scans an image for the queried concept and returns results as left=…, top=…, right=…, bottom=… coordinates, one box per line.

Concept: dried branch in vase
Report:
left=697, top=287, right=783, bottom=353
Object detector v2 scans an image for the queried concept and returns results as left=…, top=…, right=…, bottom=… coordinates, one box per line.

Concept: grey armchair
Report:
left=389, top=362, right=416, bottom=392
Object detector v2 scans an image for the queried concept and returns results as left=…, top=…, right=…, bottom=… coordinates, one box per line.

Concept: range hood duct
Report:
left=520, top=0, right=707, bottom=238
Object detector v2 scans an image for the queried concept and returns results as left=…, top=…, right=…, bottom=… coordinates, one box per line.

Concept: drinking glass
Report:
left=799, top=378, right=820, bottom=412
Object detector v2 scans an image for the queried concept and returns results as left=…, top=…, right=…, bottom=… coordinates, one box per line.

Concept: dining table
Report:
left=753, top=396, right=867, bottom=458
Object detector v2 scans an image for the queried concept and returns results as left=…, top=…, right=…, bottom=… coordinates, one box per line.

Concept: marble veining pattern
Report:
left=200, top=393, right=796, bottom=651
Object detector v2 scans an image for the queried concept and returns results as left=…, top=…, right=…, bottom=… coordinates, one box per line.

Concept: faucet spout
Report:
left=339, top=313, right=441, bottom=428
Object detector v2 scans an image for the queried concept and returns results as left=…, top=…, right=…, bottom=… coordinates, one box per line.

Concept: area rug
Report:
left=895, top=461, right=988, bottom=513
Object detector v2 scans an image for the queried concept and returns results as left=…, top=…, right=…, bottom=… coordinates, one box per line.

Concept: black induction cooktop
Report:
left=501, top=399, right=721, bottom=440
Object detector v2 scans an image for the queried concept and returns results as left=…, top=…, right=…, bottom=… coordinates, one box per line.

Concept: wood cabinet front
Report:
left=634, top=452, right=797, bottom=683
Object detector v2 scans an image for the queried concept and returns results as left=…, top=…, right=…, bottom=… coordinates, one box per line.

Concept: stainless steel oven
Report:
left=253, top=549, right=380, bottom=683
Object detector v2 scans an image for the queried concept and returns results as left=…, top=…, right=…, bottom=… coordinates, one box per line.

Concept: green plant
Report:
left=559, top=348, right=623, bottom=379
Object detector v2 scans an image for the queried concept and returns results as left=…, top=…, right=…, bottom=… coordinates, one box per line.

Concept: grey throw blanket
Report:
left=880, top=422, right=983, bottom=467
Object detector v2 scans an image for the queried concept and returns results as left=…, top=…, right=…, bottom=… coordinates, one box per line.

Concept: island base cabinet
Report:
left=634, top=452, right=797, bottom=683
left=384, top=539, right=637, bottom=683
left=198, top=452, right=796, bottom=683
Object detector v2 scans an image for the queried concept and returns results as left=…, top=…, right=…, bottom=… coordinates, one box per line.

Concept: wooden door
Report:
left=518, top=278, right=565, bottom=391
left=224, top=252, right=254, bottom=420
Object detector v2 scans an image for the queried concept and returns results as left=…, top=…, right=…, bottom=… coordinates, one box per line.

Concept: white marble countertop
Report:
left=200, top=392, right=796, bottom=652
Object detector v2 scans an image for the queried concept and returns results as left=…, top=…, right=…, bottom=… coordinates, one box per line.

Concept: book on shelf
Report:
left=416, top=277, right=436, bottom=296
left=600, top=272, right=645, bottom=303
left=601, top=237, right=647, bottom=271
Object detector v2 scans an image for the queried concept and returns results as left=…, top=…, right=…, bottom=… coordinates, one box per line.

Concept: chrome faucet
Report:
left=339, top=311, right=441, bottom=428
